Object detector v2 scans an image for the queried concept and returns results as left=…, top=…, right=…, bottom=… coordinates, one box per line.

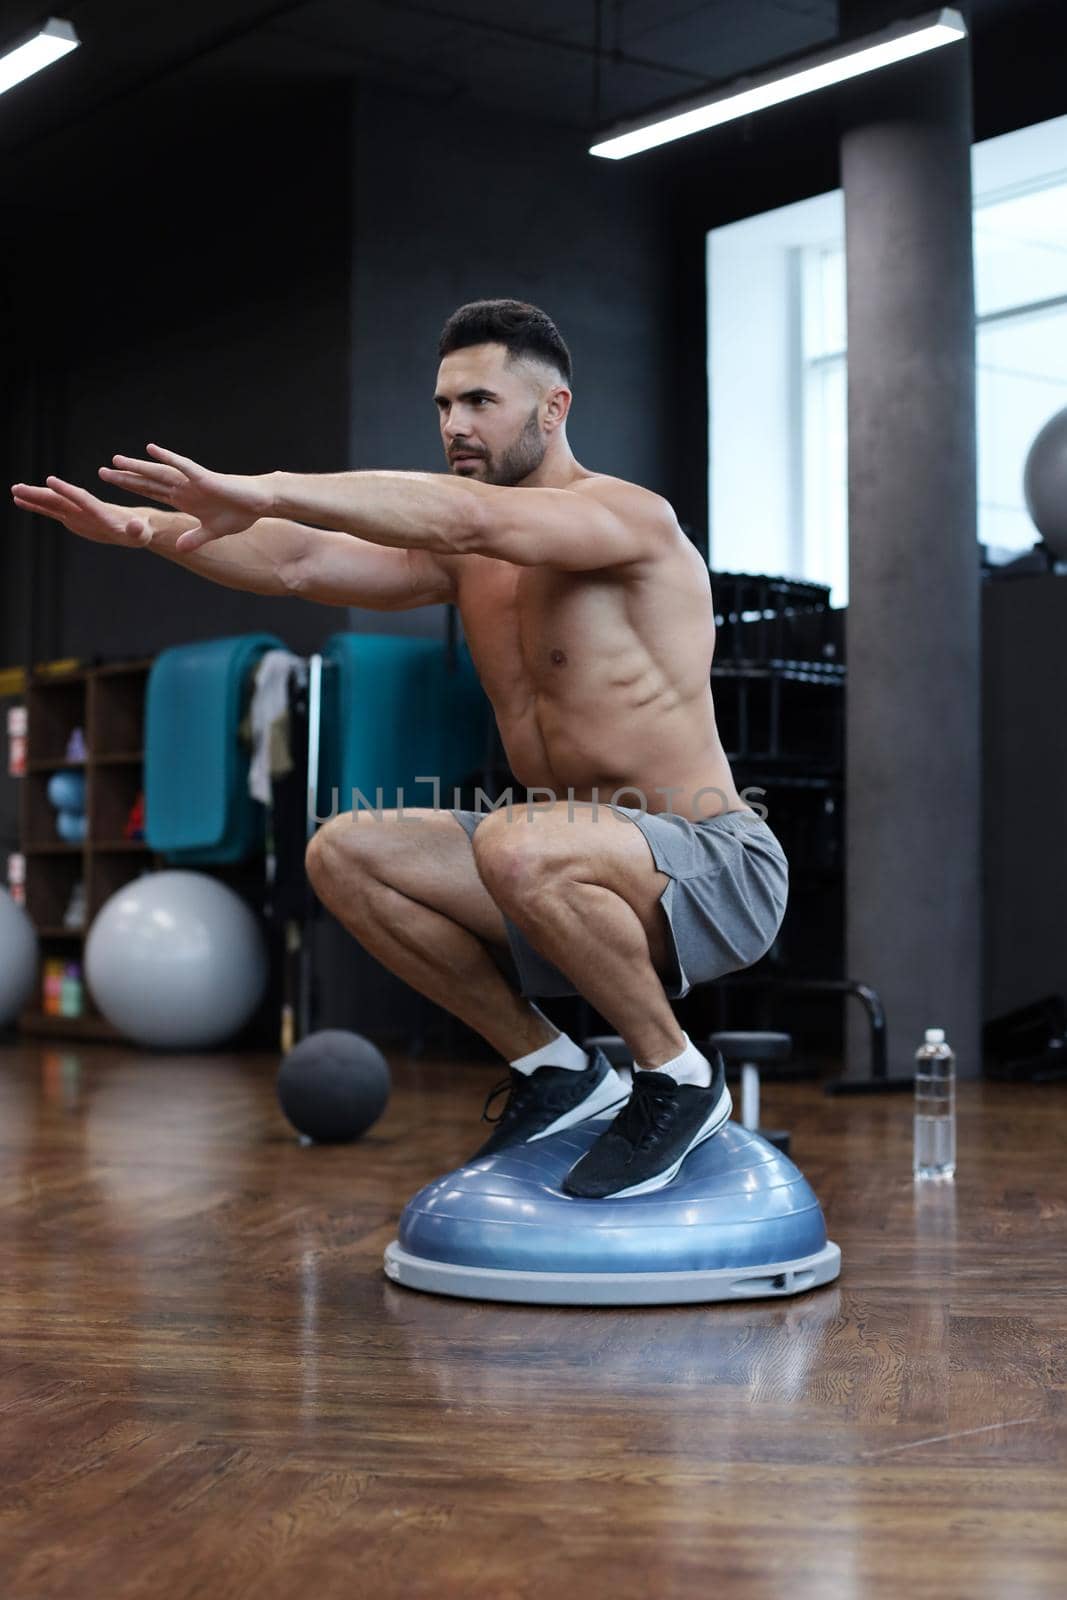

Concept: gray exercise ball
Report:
left=86, top=870, right=268, bottom=1048
left=1024, top=404, right=1067, bottom=558
left=277, top=1030, right=391, bottom=1143
left=0, top=888, right=39, bottom=1026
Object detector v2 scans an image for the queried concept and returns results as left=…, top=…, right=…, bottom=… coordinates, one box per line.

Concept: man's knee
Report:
left=472, top=814, right=570, bottom=900
left=307, top=807, right=433, bottom=897
left=305, top=811, right=373, bottom=890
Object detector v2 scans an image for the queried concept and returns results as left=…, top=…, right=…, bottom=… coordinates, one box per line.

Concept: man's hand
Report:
left=97, top=444, right=274, bottom=552
left=11, top=477, right=155, bottom=547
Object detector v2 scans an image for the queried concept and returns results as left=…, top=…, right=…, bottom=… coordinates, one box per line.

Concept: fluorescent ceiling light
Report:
left=590, top=7, right=967, bottom=160
left=0, top=17, right=80, bottom=98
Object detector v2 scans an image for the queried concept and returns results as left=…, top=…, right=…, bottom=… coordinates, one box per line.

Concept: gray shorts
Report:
left=451, top=804, right=789, bottom=1001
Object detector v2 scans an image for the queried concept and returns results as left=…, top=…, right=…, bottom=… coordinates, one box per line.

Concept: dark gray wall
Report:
left=56, top=243, right=353, bottom=661
left=983, top=575, right=1067, bottom=1018
left=343, top=82, right=678, bottom=641
left=2, top=79, right=353, bottom=667
left=349, top=83, right=674, bottom=486
left=3, top=77, right=681, bottom=663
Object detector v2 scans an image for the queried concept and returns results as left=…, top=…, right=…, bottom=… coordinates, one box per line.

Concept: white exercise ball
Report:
left=86, top=871, right=268, bottom=1048
left=0, top=888, right=39, bottom=1026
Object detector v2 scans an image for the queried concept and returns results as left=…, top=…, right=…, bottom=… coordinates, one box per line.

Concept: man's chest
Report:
left=457, top=561, right=629, bottom=707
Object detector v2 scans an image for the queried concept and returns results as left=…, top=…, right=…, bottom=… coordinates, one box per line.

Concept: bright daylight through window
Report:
left=708, top=113, right=1067, bottom=603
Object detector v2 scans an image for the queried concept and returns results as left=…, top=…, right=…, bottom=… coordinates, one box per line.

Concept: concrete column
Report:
left=840, top=4, right=981, bottom=1077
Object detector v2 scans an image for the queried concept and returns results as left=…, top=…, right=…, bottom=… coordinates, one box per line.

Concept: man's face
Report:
left=435, top=343, right=564, bottom=486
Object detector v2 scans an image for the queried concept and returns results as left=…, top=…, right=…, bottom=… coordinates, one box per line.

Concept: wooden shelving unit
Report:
left=18, top=659, right=157, bottom=1040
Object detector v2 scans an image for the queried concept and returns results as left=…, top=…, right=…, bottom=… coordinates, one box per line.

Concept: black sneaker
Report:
left=469, top=1047, right=629, bottom=1160
left=561, top=1052, right=732, bottom=1198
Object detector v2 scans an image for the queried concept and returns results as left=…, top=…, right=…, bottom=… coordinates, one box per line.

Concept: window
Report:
left=707, top=113, right=1067, bottom=603
left=975, top=178, right=1067, bottom=559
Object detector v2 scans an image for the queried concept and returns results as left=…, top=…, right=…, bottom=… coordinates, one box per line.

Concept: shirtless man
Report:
left=11, top=298, right=788, bottom=1199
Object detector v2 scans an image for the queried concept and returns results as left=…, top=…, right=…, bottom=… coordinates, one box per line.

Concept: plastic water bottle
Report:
left=913, top=1028, right=956, bottom=1181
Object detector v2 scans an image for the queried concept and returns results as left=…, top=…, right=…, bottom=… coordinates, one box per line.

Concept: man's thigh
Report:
left=470, top=802, right=675, bottom=977
left=318, top=806, right=512, bottom=949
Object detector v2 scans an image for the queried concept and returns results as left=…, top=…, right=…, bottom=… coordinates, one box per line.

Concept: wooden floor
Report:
left=0, top=1040, right=1064, bottom=1599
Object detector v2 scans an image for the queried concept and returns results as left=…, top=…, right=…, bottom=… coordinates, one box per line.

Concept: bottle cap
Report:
left=925, top=1027, right=945, bottom=1045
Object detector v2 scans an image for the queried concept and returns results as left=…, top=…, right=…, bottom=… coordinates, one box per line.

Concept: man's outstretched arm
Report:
left=271, top=468, right=668, bottom=571
left=100, top=445, right=668, bottom=572
left=9, top=479, right=455, bottom=611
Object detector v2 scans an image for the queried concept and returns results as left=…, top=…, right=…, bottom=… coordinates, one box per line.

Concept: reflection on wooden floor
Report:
left=0, top=1041, right=1064, bottom=1599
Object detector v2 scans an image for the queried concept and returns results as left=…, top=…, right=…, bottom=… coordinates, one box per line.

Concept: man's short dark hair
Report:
left=438, top=299, right=573, bottom=386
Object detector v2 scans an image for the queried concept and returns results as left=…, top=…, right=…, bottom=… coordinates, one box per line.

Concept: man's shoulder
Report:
left=574, top=476, right=709, bottom=591
left=570, top=472, right=678, bottom=533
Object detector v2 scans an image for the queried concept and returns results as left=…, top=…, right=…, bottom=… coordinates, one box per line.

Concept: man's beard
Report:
left=481, top=408, right=546, bottom=486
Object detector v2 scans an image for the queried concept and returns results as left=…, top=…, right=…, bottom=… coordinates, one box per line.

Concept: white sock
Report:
left=509, top=1006, right=589, bottom=1075
left=643, top=1032, right=712, bottom=1088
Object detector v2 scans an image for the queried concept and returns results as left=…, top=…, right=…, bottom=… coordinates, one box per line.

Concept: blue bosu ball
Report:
left=385, top=1116, right=840, bottom=1306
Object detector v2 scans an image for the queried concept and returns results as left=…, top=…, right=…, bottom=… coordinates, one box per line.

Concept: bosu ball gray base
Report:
left=384, top=1116, right=841, bottom=1306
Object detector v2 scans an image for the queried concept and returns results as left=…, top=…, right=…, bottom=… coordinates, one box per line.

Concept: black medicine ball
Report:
left=277, top=1029, right=391, bottom=1143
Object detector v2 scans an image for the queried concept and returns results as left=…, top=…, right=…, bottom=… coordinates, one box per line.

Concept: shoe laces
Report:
left=617, top=1071, right=680, bottom=1151
left=481, top=1070, right=532, bottom=1127
left=482, top=1062, right=585, bottom=1126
